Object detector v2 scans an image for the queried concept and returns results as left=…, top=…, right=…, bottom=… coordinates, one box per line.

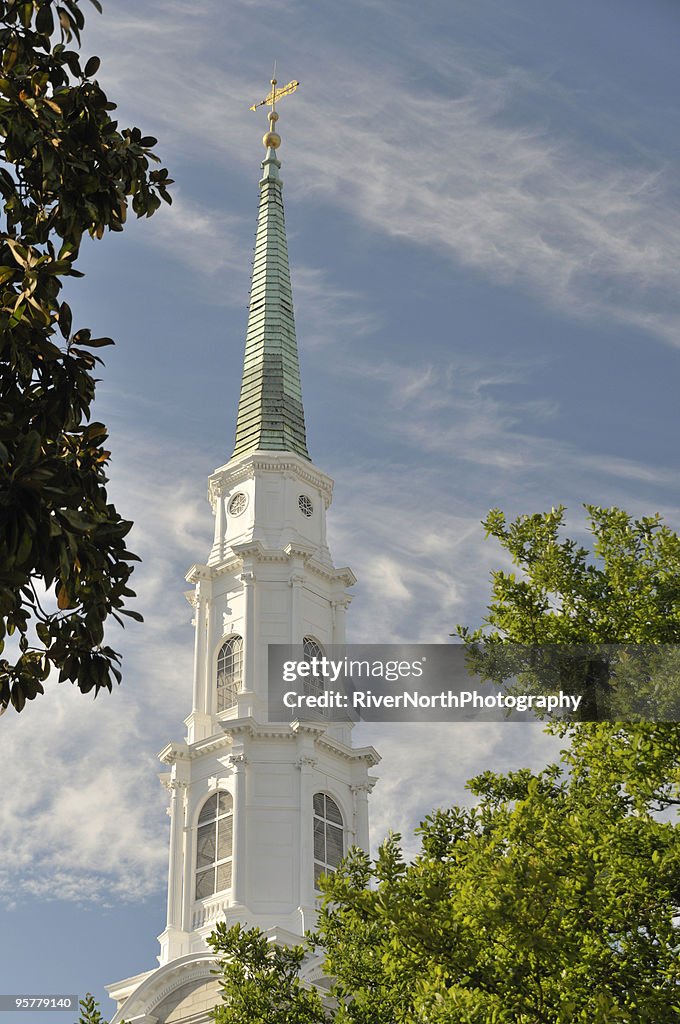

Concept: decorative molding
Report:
left=161, top=779, right=189, bottom=793
left=234, top=540, right=265, bottom=562
left=296, top=756, right=318, bottom=770
left=226, top=753, right=247, bottom=771
left=207, top=476, right=225, bottom=506
left=206, top=776, right=231, bottom=791
left=207, top=452, right=334, bottom=509
left=185, top=563, right=214, bottom=585
left=205, top=548, right=355, bottom=592
left=140, top=961, right=218, bottom=1019
left=283, top=540, right=316, bottom=561
left=158, top=742, right=190, bottom=766
left=192, top=894, right=231, bottom=930
left=108, top=954, right=220, bottom=1024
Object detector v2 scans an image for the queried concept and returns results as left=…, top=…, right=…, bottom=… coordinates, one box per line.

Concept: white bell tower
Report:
left=107, top=82, right=379, bottom=1024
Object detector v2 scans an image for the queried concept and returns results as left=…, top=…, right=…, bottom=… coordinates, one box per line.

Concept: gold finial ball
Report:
left=263, top=131, right=281, bottom=149
left=269, top=111, right=279, bottom=123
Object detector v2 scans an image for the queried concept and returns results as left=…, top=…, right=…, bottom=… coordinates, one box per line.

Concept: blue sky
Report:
left=2, top=0, right=679, bottom=1018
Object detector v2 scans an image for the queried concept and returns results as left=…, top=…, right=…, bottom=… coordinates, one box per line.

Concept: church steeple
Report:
left=106, top=84, right=379, bottom=1024
left=232, top=82, right=310, bottom=460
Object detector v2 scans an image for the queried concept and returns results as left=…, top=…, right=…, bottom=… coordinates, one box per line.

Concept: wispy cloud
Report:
left=323, top=349, right=679, bottom=501
left=294, top=73, right=680, bottom=347
left=293, top=266, right=383, bottom=350
left=141, top=193, right=251, bottom=301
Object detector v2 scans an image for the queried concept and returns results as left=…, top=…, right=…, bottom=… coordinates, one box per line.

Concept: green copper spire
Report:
left=232, top=82, right=310, bottom=461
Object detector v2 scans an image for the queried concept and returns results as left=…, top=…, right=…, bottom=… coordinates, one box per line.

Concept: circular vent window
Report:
left=298, top=494, right=313, bottom=517
left=228, top=492, right=247, bottom=516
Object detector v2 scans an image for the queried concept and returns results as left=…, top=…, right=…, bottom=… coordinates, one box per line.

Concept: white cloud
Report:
left=141, top=193, right=251, bottom=302
left=0, top=438, right=207, bottom=906
left=293, top=266, right=383, bottom=350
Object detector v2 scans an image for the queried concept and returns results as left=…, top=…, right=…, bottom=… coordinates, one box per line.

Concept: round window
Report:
left=298, top=494, right=313, bottom=517
left=228, top=492, right=247, bottom=516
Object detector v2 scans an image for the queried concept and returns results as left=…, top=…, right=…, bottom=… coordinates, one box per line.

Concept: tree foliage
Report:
left=207, top=923, right=326, bottom=1024
left=74, top=992, right=125, bottom=1024
left=0, top=0, right=172, bottom=711
left=75, top=993, right=107, bottom=1024
left=455, top=505, right=680, bottom=720
left=456, top=504, right=680, bottom=645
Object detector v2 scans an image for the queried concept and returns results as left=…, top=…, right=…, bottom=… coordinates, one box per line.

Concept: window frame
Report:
left=216, top=634, right=244, bottom=713
left=302, top=636, right=326, bottom=704
left=194, top=791, right=234, bottom=901
left=313, top=792, right=345, bottom=891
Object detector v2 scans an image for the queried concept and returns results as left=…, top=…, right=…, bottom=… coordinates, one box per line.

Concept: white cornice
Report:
left=160, top=719, right=380, bottom=767
left=185, top=563, right=213, bottom=585
left=203, top=546, right=355, bottom=588
left=157, top=741, right=190, bottom=765
left=208, top=451, right=334, bottom=511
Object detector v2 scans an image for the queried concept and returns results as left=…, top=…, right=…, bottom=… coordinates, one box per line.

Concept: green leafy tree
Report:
left=456, top=505, right=680, bottom=719
left=207, top=923, right=326, bottom=1024
left=75, top=992, right=126, bottom=1024
left=313, top=721, right=680, bottom=1023
left=75, top=994, right=113, bottom=1024
left=457, top=504, right=680, bottom=645
left=0, top=0, right=172, bottom=711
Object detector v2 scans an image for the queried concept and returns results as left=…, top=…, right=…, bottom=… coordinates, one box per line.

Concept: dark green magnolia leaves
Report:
left=0, top=0, right=173, bottom=712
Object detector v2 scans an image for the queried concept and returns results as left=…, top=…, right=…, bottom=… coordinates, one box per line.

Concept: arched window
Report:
left=313, top=793, right=344, bottom=890
left=195, top=792, right=233, bottom=900
left=303, top=636, right=325, bottom=701
left=217, top=635, right=243, bottom=712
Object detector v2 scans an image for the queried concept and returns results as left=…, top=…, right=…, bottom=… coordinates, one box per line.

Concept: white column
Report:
left=351, top=782, right=371, bottom=852
left=165, top=780, right=187, bottom=929
left=320, top=496, right=330, bottom=548
left=297, top=755, right=317, bottom=906
left=289, top=572, right=304, bottom=643
left=241, top=572, right=256, bottom=692
left=191, top=586, right=207, bottom=713
left=210, top=485, right=225, bottom=563
left=228, top=753, right=248, bottom=906
left=204, top=592, right=215, bottom=716
left=332, top=597, right=349, bottom=645
left=180, top=801, right=193, bottom=934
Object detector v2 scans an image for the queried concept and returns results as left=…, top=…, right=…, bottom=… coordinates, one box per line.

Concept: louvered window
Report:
left=195, top=792, right=233, bottom=899
left=303, top=636, right=325, bottom=702
left=217, top=635, right=243, bottom=712
left=313, top=793, right=344, bottom=890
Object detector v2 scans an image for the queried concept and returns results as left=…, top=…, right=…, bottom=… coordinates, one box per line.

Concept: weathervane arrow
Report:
left=249, top=78, right=300, bottom=113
